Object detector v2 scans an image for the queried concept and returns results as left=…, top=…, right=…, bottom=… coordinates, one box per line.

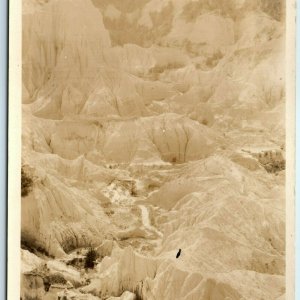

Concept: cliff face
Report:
left=21, top=0, right=285, bottom=299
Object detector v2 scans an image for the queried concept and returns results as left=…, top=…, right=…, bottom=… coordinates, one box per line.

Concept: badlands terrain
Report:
left=21, top=0, right=286, bottom=299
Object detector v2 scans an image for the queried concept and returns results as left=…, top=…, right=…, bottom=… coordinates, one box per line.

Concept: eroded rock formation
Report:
left=21, top=0, right=286, bottom=299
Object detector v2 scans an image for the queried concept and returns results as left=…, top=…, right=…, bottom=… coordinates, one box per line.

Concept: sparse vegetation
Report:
left=181, top=0, right=284, bottom=22
left=84, top=248, right=98, bottom=269
left=66, top=257, right=85, bottom=269
left=263, top=160, right=285, bottom=173
left=201, top=118, right=208, bottom=126
left=46, top=273, right=67, bottom=285
left=21, top=238, right=54, bottom=258
left=130, top=189, right=138, bottom=197
left=257, top=150, right=285, bottom=173
left=43, top=273, right=67, bottom=292
left=147, top=182, right=160, bottom=191
left=149, top=61, right=185, bottom=78
left=130, top=182, right=138, bottom=197
left=61, top=236, right=79, bottom=253
left=105, top=209, right=115, bottom=217
left=21, top=167, right=33, bottom=197
left=260, top=0, right=285, bottom=22
left=20, top=1, right=286, bottom=299
left=21, top=239, right=36, bottom=253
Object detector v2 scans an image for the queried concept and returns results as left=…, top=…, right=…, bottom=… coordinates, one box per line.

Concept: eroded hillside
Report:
left=21, top=0, right=286, bottom=299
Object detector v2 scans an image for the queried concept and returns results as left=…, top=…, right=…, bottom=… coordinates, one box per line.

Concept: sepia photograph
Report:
left=8, top=0, right=295, bottom=299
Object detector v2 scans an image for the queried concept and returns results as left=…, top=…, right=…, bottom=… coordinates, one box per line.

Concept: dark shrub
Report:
left=21, top=167, right=33, bottom=197
left=84, top=248, right=98, bottom=269
left=130, top=182, right=138, bottom=197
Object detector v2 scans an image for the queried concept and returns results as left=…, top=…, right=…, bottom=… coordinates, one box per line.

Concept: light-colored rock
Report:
left=21, top=0, right=286, bottom=299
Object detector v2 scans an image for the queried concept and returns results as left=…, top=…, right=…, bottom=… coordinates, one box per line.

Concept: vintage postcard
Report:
left=8, top=0, right=295, bottom=299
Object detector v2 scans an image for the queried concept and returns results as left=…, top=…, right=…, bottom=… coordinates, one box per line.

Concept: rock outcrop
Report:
left=21, top=0, right=286, bottom=299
